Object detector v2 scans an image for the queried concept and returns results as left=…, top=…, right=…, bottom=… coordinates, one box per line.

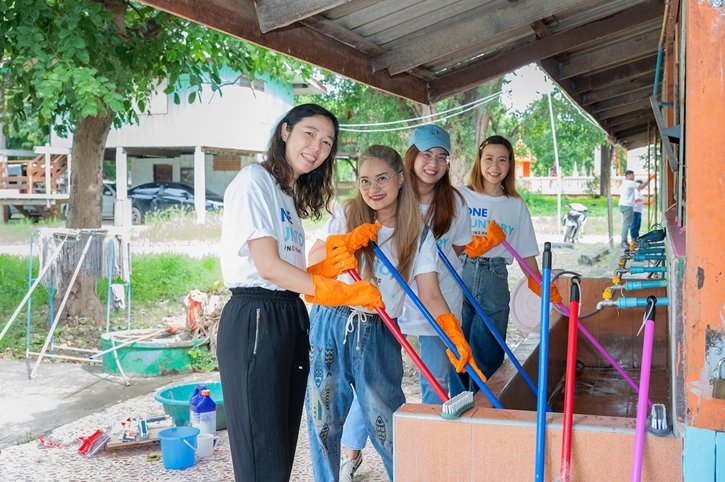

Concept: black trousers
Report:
left=217, top=288, right=310, bottom=482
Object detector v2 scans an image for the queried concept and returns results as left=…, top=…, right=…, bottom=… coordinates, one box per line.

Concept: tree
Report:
left=1, top=0, right=307, bottom=321
left=517, top=89, right=606, bottom=177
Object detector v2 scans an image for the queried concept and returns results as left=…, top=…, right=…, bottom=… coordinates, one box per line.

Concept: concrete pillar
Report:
left=114, top=148, right=132, bottom=227
left=194, top=146, right=206, bottom=224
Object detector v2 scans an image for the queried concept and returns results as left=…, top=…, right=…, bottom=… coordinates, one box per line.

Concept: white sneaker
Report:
left=339, top=451, right=363, bottom=482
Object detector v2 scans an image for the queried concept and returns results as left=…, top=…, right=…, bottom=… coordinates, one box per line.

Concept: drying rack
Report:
left=0, top=227, right=132, bottom=381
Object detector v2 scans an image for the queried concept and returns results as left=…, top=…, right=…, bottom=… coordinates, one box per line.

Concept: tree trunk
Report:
left=54, top=113, right=113, bottom=324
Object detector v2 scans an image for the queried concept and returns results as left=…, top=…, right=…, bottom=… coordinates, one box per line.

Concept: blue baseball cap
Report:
left=409, top=124, right=451, bottom=154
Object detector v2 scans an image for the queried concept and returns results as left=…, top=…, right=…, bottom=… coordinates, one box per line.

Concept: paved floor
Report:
left=0, top=358, right=401, bottom=481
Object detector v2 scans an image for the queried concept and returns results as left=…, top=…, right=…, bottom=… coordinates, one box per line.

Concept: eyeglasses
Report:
left=358, top=174, right=393, bottom=191
left=419, top=151, right=449, bottom=165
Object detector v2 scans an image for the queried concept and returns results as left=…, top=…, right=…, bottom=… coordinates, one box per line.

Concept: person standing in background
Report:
left=618, top=170, right=654, bottom=248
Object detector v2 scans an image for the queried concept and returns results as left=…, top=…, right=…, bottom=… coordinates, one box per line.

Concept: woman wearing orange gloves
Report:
left=450, top=135, right=562, bottom=396
left=217, top=104, right=383, bottom=482
left=305, top=144, right=474, bottom=481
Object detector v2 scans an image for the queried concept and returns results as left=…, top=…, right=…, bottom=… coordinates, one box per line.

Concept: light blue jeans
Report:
left=305, top=305, right=405, bottom=481
left=341, top=334, right=450, bottom=452
left=450, top=255, right=510, bottom=396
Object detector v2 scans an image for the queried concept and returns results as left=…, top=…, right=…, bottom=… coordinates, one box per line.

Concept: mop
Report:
left=368, top=241, right=503, bottom=409
left=559, top=276, right=581, bottom=482
left=346, top=268, right=450, bottom=405
left=500, top=239, right=654, bottom=408
left=631, top=296, right=657, bottom=482
left=437, top=246, right=552, bottom=412
left=535, top=243, right=553, bottom=481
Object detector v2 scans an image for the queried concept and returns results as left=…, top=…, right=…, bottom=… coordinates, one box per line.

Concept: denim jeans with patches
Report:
left=305, top=304, right=405, bottom=481
left=449, top=255, right=510, bottom=396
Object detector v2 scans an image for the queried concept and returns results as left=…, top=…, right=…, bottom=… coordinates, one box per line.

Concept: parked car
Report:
left=61, top=181, right=116, bottom=220
left=127, top=182, right=224, bottom=224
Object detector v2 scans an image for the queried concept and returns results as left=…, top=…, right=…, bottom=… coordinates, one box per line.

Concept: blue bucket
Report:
left=158, top=426, right=200, bottom=470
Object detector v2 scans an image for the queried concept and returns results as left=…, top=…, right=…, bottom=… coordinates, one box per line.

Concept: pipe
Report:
left=346, top=268, right=449, bottom=404
left=632, top=248, right=665, bottom=256
left=629, top=266, right=667, bottom=274
left=437, top=246, right=550, bottom=411
left=560, top=277, right=581, bottom=482
left=535, top=243, right=553, bottom=481
left=369, top=241, right=502, bottom=408
left=501, top=240, right=653, bottom=408
left=619, top=297, right=669, bottom=309
left=609, top=279, right=669, bottom=292
left=631, top=297, right=657, bottom=482
left=633, top=254, right=666, bottom=262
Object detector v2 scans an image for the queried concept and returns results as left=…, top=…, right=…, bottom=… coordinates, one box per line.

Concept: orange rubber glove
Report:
left=305, top=275, right=385, bottom=311
left=307, top=236, right=358, bottom=278
left=436, top=313, right=472, bottom=373
left=345, top=222, right=382, bottom=251
left=527, top=272, right=563, bottom=304
left=464, top=220, right=506, bottom=258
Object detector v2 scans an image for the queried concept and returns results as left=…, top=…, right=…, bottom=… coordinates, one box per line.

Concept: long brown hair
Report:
left=467, top=135, right=520, bottom=198
left=261, top=103, right=339, bottom=219
left=404, top=145, right=464, bottom=239
left=344, top=145, right=422, bottom=283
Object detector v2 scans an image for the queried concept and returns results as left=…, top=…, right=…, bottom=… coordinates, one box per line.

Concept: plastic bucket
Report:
left=158, top=426, right=200, bottom=470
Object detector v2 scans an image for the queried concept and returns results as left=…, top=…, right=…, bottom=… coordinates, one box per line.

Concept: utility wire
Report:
left=340, top=91, right=501, bottom=133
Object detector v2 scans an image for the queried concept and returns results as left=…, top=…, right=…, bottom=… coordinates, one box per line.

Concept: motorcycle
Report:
left=562, top=202, right=588, bottom=243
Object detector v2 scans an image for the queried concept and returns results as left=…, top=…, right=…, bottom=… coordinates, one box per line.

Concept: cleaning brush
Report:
left=440, top=391, right=475, bottom=419
left=648, top=403, right=669, bottom=435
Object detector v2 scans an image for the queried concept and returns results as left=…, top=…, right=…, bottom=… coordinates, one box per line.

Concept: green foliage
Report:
left=0, top=0, right=307, bottom=138
left=188, top=345, right=217, bottom=372
left=516, top=90, right=606, bottom=177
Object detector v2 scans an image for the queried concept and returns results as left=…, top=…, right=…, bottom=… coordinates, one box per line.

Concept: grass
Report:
left=135, top=207, right=223, bottom=244
left=0, top=217, right=64, bottom=245
left=0, top=252, right=223, bottom=358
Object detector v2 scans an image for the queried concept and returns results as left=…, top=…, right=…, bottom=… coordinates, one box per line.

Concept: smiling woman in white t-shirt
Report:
left=217, top=104, right=383, bottom=482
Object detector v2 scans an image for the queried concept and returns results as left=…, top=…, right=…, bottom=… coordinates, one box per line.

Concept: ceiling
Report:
left=138, top=0, right=678, bottom=149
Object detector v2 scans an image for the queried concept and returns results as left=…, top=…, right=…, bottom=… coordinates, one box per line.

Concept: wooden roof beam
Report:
left=429, top=0, right=664, bottom=103
left=559, top=29, right=660, bottom=79
left=374, top=0, right=588, bottom=76
left=582, top=74, right=656, bottom=105
left=137, top=0, right=429, bottom=104
left=572, top=55, right=659, bottom=94
left=603, top=110, right=655, bottom=128
left=592, top=89, right=653, bottom=113
left=255, top=0, right=352, bottom=33
left=595, top=100, right=651, bottom=120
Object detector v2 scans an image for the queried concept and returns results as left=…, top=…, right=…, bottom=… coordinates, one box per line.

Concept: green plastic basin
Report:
left=154, top=381, right=226, bottom=430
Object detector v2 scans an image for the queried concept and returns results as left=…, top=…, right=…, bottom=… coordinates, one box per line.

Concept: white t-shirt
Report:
left=220, top=163, right=306, bottom=290
left=618, top=179, right=639, bottom=207
left=457, top=187, right=539, bottom=264
left=319, top=206, right=438, bottom=319
left=633, top=189, right=644, bottom=213
left=399, top=195, right=472, bottom=335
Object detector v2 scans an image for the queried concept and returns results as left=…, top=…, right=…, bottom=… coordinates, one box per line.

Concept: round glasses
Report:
left=358, top=174, right=392, bottom=191
left=419, top=151, right=449, bottom=165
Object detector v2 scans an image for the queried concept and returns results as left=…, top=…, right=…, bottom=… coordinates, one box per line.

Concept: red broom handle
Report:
left=560, top=278, right=581, bottom=482
left=348, top=269, right=449, bottom=403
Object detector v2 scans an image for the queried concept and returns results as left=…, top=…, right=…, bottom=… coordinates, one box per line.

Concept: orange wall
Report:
left=682, top=1, right=725, bottom=431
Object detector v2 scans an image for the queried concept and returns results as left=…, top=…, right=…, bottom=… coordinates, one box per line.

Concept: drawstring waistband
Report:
left=344, top=309, right=369, bottom=350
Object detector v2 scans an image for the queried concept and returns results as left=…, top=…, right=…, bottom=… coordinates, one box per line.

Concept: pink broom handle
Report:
left=560, top=277, right=581, bottom=482
left=347, top=269, right=449, bottom=403
left=631, top=297, right=656, bottom=482
left=500, top=240, right=653, bottom=408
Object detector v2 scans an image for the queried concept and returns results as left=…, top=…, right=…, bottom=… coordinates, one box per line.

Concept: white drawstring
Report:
left=344, top=309, right=368, bottom=350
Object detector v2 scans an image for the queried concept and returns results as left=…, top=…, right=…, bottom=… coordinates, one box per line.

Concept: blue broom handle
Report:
left=369, top=241, right=503, bottom=409
left=437, top=246, right=551, bottom=412
left=535, top=243, right=553, bottom=481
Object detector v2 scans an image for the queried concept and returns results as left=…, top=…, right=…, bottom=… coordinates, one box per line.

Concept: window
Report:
left=213, top=155, right=241, bottom=171
left=180, top=167, right=194, bottom=184
left=153, top=164, right=173, bottom=182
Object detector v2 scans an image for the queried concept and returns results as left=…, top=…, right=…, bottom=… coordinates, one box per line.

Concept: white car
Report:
left=61, top=181, right=117, bottom=220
